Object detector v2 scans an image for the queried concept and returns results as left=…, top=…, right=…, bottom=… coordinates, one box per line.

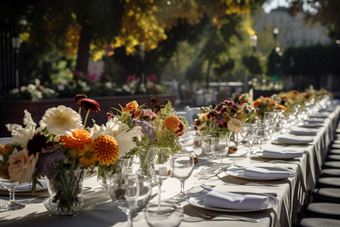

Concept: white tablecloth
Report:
left=1, top=105, right=339, bottom=227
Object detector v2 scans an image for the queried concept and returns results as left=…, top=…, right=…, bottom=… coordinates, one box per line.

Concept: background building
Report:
left=254, top=7, right=331, bottom=49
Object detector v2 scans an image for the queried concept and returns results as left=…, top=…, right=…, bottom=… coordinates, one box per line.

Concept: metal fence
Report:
left=0, top=21, right=22, bottom=99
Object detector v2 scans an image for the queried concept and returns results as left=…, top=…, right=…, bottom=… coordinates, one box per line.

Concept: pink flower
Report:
left=148, top=74, right=157, bottom=82
left=105, top=75, right=110, bottom=80
left=73, top=71, right=82, bottom=76
left=227, top=118, right=242, bottom=132
left=127, top=74, right=137, bottom=82
left=8, top=148, right=39, bottom=184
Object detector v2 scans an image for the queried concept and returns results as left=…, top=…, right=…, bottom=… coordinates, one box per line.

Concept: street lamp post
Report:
left=11, top=35, right=20, bottom=89
left=273, top=27, right=279, bottom=49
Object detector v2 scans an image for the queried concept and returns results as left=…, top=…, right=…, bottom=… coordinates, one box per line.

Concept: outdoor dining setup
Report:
left=1, top=88, right=340, bottom=227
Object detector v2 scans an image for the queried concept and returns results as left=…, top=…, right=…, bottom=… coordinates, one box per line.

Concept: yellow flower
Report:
left=91, top=135, right=119, bottom=166
left=78, top=143, right=97, bottom=167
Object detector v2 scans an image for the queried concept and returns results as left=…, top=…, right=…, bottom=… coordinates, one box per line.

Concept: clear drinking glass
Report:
left=145, top=201, right=183, bottom=227
left=136, top=175, right=152, bottom=212
left=211, top=137, right=230, bottom=173
left=171, top=152, right=194, bottom=200
left=239, top=123, right=255, bottom=154
left=0, top=178, right=25, bottom=212
left=109, top=173, right=140, bottom=227
left=254, top=125, right=269, bottom=152
left=147, top=147, right=172, bottom=206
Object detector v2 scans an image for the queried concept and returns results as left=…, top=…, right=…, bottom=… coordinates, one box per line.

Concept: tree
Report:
left=1, top=0, right=266, bottom=76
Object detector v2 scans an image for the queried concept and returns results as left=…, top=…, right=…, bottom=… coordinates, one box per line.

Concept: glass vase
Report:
left=44, top=169, right=86, bottom=217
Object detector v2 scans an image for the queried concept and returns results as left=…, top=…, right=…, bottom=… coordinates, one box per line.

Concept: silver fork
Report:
left=189, top=202, right=259, bottom=223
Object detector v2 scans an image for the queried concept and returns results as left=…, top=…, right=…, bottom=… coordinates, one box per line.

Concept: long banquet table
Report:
left=1, top=104, right=340, bottom=227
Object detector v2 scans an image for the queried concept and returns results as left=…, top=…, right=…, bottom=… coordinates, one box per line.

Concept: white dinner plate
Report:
left=0, top=179, right=47, bottom=192
left=255, top=151, right=302, bottom=160
left=228, top=147, right=248, bottom=157
left=0, top=137, right=12, bottom=145
left=188, top=191, right=279, bottom=213
left=226, top=166, right=294, bottom=181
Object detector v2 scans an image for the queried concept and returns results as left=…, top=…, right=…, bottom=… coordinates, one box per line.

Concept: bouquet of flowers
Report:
left=110, top=97, right=187, bottom=174
left=253, top=96, right=277, bottom=119
left=194, top=99, right=255, bottom=138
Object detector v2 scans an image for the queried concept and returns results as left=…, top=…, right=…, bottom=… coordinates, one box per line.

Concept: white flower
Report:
left=39, top=105, right=82, bottom=135
left=228, top=118, right=242, bottom=132
left=5, top=110, right=37, bottom=148
left=57, top=84, right=65, bottom=91
left=11, top=88, right=19, bottom=94
left=90, top=117, right=143, bottom=158
left=105, top=82, right=112, bottom=89
left=59, top=78, right=67, bottom=85
left=123, top=85, right=130, bottom=92
left=20, top=86, right=26, bottom=92
left=83, top=86, right=90, bottom=92
left=35, top=78, right=40, bottom=86
left=34, top=91, right=42, bottom=100
left=27, top=84, right=35, bottom=92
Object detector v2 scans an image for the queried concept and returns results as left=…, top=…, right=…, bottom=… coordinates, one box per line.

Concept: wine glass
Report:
left=0, top=178, right=25, bottom=212
left=136, top=175, right=152, bottom=212
left=239, top=123, right=255, bottom=154
left=147, top=147, right=172, bottom=206
left=145, top=201, right=183, bottom=227
left=211, top=137, right=230, bottom=173
left=171, top=152, right=194, bottom=200
left=109, top=173, right=139, bottom=227
left=254, top=125, right=268, bottom=152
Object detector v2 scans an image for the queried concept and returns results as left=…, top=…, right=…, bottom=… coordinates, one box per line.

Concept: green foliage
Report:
left=242, top=55, right=263, bottom=76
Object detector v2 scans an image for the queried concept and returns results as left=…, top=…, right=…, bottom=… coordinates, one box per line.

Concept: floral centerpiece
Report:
left=110, top=97, right=187, bottom=175
left=253, top=96, right=277, bottom=120
left=194, top=99, right=254, bottom=140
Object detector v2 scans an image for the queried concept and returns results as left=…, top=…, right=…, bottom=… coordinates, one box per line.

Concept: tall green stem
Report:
left=84, top=111, right=90, bottom=128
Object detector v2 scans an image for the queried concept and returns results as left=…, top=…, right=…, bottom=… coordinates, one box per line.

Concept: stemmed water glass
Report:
left=147, top=147, right=172, bottom=206
left=239, top=123, right=256, bottom=155
left=0, top=178, right=25, bottom=212
left=254, top=125, right=269, bottom=152
left=109, top=173, right=140, bottom=227
left=211, top=137, right=230, bottom=173
left=171, top=152, right=194, bottom=200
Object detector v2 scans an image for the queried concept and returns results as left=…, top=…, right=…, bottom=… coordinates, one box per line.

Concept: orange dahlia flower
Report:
left=91, top=135, right=119, bottom=166
left=165, top=115, right=180, bottom=132
left=61, top=129, right=91, bottom=149
left=253, top=100, right=261, bottom=108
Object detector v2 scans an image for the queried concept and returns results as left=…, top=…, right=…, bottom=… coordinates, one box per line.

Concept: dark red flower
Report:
left=79, top=98, right=101, bottom=113
left=107, top=111, right=114, bottom=119
left=27, top=133, right=49, bottom=156
left=73, top=94, right=88, bottom=105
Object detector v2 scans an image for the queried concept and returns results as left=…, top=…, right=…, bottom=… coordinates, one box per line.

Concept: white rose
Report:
left=227, top=118, right=242, bottom=132
left=20, top=86, right=26, bottom=92
left=27, top=84, right=35, bottom=92
left=12, top=88, right=19, bottom=94
left=57, top=84, right=65, bottom=91
left=8, top=148, right=39, bottom=184
left=105, top=82, right=112, bottom=89
left=60, top=78, right=67, bottom=85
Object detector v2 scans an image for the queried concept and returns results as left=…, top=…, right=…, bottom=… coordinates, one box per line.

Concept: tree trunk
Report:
left=206, top=58, right=212, bottom=89
left=75, top=19, right=91, bottom=75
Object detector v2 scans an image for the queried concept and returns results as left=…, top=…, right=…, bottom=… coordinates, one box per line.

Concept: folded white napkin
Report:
left=262, top=149, right=304, bottom=158
left=244, top=167, right=291, bottom=179
left=290, top=129, right=318, bottom=135
left=305, top=119, right=324, bottom=124
left=319, top=108, right=335, bottom=112
left=309, top=113, right=328, bottom=118
left=277, top=136, right=313, bottom=144
left=204, top=190, right=269, bottom=210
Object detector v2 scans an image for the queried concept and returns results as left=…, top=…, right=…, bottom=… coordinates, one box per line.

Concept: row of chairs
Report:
left=297, top=121, right=340, bottom=226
